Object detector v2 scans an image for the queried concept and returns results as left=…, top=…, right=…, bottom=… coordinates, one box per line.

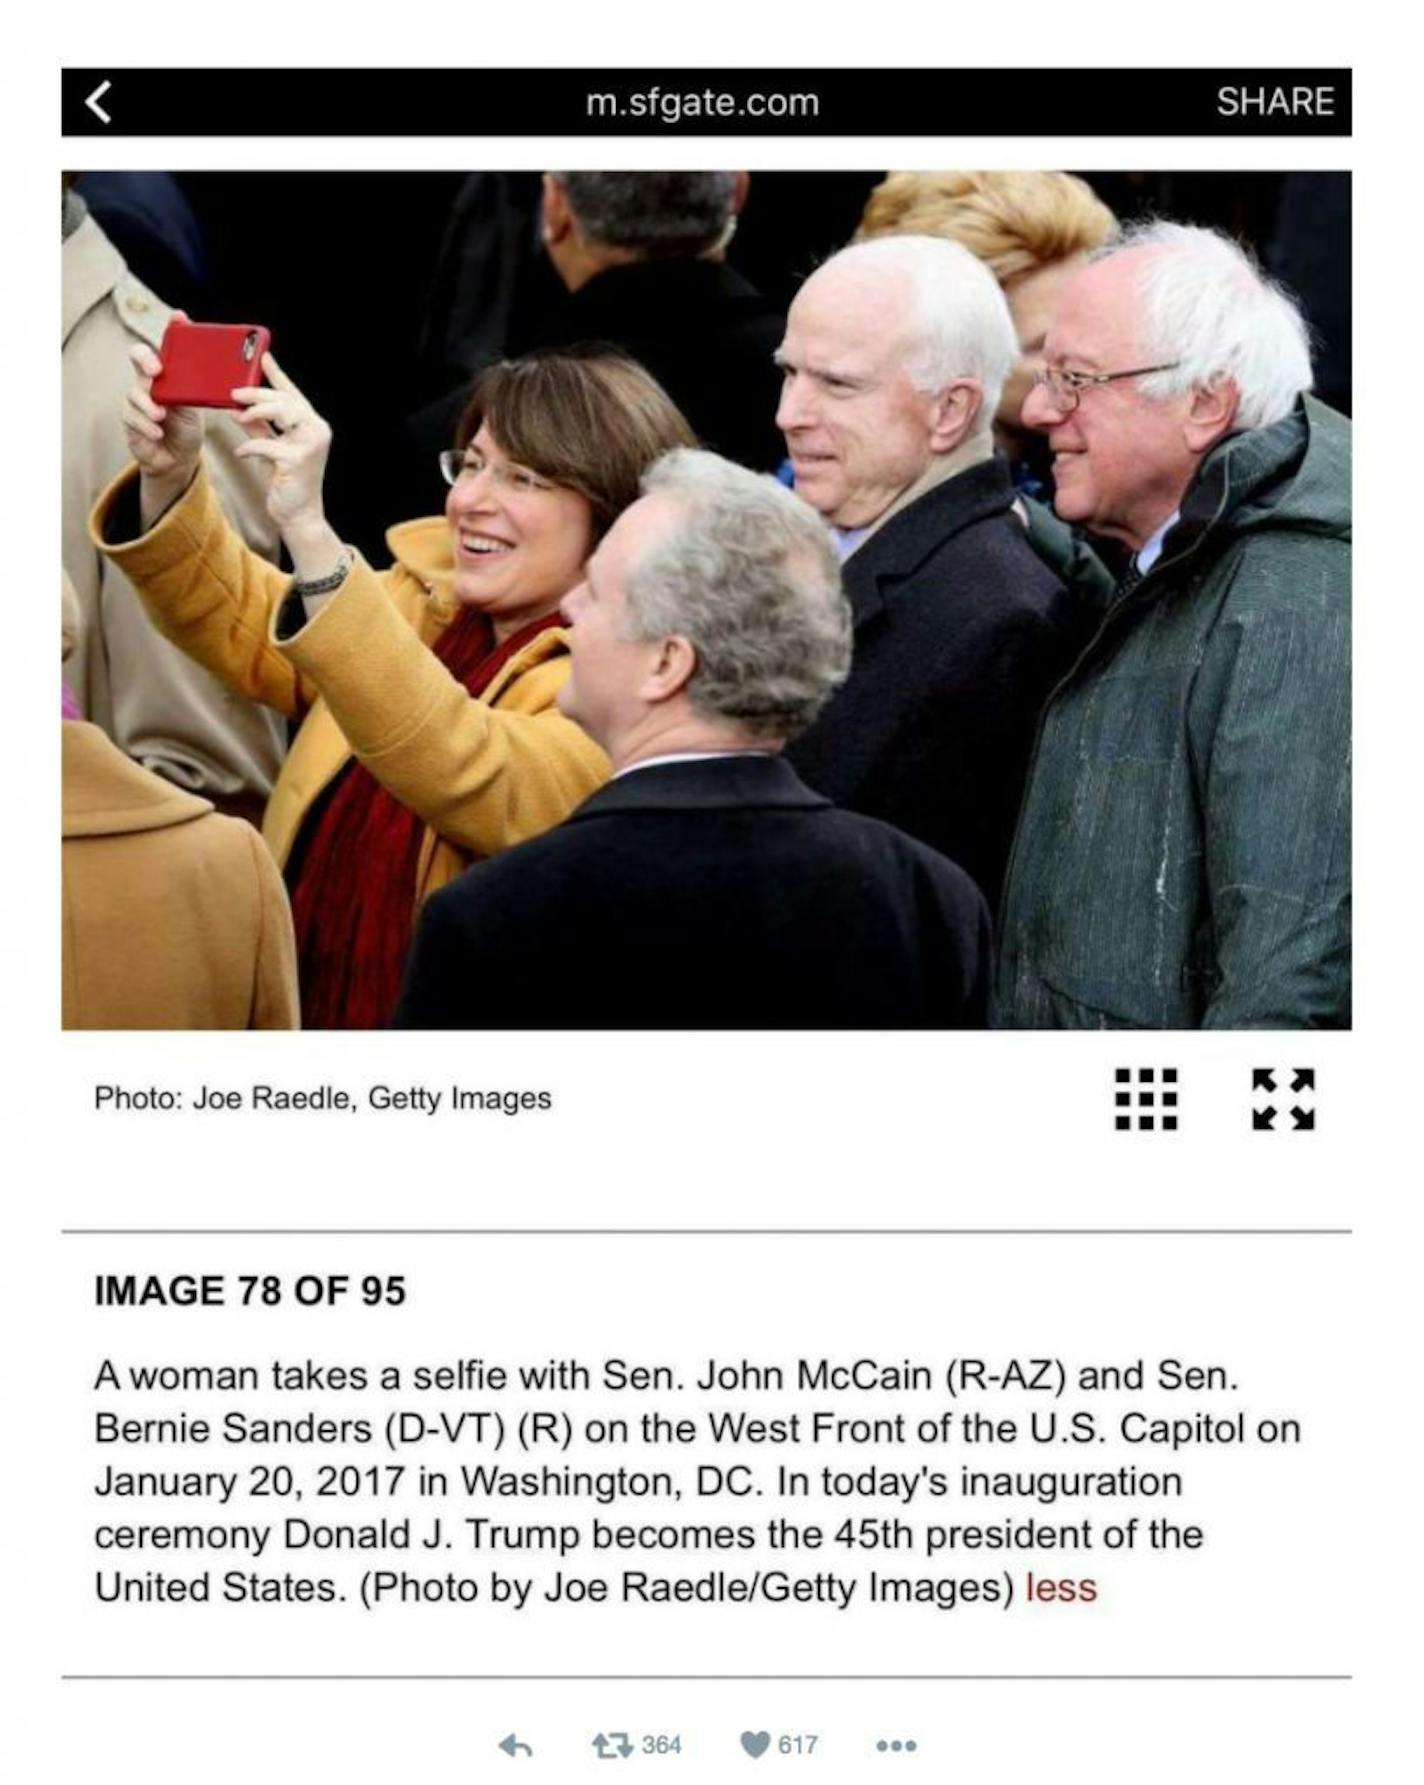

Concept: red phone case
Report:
left=151, top=320, right=271, bottom=409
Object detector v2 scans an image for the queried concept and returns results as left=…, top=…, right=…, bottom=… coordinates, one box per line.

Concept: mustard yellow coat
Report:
left=63, top=720, right=298, bottom=1029
left=91, top=463, right=611, bottom=908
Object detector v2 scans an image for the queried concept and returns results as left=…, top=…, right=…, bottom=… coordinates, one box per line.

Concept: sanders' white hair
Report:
left=1099, top=221, right=1314, bottom=430
left=624, top=449, right=851, bottom=743
left=815, top=235, right=1019, bottom=427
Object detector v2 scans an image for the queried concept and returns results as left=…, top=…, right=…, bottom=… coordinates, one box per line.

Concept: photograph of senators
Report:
left=61, top=170, right=1351, bottom=1029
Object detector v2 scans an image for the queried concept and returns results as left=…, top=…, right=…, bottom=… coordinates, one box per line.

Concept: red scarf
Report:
left=289, top=606, right=564, bottom=1030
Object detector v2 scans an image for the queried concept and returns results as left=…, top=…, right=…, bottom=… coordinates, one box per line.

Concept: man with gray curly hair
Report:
left=397, top=449, right=992, bottom=1029
left=999, top=222, right=1350, bottom=1028
left=566, top=449, right=853, bottom=750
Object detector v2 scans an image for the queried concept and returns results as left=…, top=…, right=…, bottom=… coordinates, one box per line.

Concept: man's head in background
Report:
left=541, top=172, right=750, bottom=293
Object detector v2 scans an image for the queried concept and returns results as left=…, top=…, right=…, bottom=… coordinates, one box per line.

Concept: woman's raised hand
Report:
left=231, top=354, right=335, bottom=539
left=124, top=335, right=205, bottom=522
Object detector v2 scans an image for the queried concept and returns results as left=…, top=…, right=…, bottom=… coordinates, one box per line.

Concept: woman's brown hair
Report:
left=457, top=346, right=697, bottom=540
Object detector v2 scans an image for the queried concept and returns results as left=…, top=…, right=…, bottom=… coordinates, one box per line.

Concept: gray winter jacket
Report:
left=997, top=396, right=1351, bottom=1029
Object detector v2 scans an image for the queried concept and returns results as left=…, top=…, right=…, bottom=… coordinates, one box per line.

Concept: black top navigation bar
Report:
left=62, top=68, right=1351, bottom=137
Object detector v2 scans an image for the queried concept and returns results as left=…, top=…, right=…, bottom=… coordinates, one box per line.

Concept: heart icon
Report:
left=741, top=1730, right=772, bottom=1758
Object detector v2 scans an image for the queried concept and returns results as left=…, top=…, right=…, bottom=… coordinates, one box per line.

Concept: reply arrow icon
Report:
left=85, top=80, right=112, bottom=124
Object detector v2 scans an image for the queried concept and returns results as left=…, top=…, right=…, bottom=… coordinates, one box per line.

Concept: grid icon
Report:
left=1114, top=1067, right=1179, bottom=1131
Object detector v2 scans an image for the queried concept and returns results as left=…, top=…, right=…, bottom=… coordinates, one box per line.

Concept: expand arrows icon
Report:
left=1252, top=1066, right=1317, bottom=1132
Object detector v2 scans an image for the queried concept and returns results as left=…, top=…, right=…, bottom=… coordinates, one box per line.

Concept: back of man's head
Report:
left=812, top=235, right=1019, bottom=426
left=557, top=172, right=738, bottom=258
left=627, top=449, right=851, bottom=742
left=1096, top=221, right=1314, bottom=431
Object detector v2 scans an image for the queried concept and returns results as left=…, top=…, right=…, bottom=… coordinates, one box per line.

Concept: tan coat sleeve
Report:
left=91, top=461, right=309, bottom=719
left=275, top=564, right=610, bottom=859
left=63, top=233, right=286, bottom=796
left=245, top=825, right=300, bottom=1030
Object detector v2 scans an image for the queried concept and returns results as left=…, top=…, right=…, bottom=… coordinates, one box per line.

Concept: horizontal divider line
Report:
left=63, top=1672, right=1352, bottom=1682
left=60, top=1228, right=1352, bottom=1237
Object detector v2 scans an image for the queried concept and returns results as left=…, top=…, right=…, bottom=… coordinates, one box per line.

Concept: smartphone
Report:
left=150, top=319, right=272, bottom=409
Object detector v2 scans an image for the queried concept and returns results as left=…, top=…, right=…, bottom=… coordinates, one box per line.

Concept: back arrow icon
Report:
left=498, top=1733, right=533, bottom=1758
left=86, top=80, right=112, bottom=124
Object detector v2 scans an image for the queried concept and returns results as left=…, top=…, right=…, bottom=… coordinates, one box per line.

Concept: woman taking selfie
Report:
left=92, top=342, right=694, bottom=1027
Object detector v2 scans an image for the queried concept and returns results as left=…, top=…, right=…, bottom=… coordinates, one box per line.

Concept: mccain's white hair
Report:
left=1100, top=220, right=1314, bottom=430
left=624, top=449, right=851, bottom=743
left=818, top=235, right=1019, bottom=426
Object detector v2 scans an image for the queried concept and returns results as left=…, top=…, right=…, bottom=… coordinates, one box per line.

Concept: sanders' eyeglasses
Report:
left=1031, top=361, right=1182, bottom=414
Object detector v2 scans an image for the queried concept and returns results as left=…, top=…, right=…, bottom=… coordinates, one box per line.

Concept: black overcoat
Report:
left=785, top=458, right=1089, bottom=908
left=395, top=756, right=991, bottom=1030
